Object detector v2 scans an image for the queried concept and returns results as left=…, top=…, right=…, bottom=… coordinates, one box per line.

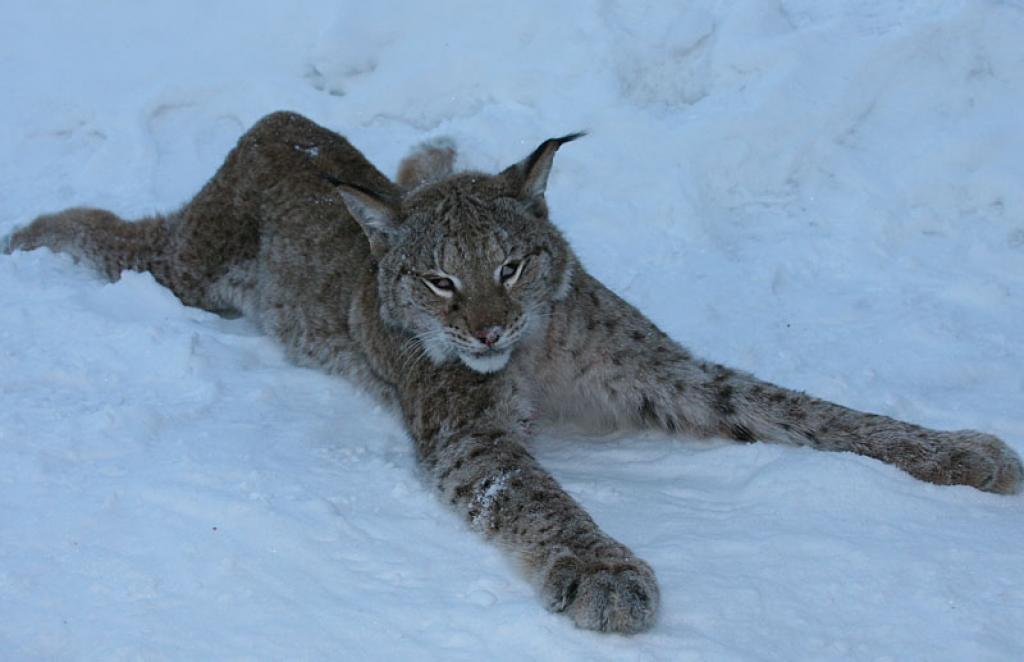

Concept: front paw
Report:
left=541, top=550, right=659, bottom=634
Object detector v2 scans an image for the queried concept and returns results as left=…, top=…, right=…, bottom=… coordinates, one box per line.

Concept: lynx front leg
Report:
left=549, top=274, right=1022, bottom=494
left=398, top=365, right=659, bottom=634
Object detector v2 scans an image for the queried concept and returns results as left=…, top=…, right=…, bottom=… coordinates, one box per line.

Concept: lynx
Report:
left=5, top=112, right=1021, bottom=634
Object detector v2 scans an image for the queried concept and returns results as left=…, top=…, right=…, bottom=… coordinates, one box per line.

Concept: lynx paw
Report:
left=2, top=225, right=33, bottom=254
left=4, top=222, right=46, bottom=254
left=541, top=552, right=659, bottom=634
left=930, top=432, right=1022, bottom=495
left=969, top=433, right=1022, bottom=495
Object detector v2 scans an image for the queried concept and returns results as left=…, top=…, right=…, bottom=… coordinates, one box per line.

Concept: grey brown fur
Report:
left=6, top=112, right=1021, bottom=634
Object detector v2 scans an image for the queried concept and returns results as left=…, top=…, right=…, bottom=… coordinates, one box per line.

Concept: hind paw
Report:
left=921, top=431, right=1023, bottom=495
left=965, top=433, right=1023, bottom=494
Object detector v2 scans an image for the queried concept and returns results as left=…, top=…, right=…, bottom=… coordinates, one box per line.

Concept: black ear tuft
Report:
left=502, top=131, right=586, bottom=214
left=520, top=132, right=586, bottom=183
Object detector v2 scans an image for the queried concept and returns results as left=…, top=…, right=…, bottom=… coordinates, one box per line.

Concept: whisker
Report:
left=397, top=328, right=448, bottom=375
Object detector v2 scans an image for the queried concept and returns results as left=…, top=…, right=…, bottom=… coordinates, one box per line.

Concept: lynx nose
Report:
left=474, top=325, right=504, bottom=348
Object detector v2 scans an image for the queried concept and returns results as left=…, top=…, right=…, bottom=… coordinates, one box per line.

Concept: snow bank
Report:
left=1, top=1, right=1022, bottom=659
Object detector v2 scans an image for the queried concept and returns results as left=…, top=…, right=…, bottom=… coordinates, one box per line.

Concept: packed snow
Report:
left=2, top=1, right=1023, bottom=659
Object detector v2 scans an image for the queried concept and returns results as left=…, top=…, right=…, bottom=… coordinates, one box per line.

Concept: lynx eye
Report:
left=500, top=263, right=518, bottom=280
left=498, top=260, right=525, bottom=287
left=421, top=275, right=457, bottom=298
left=429, top=276, right=454, bottom=290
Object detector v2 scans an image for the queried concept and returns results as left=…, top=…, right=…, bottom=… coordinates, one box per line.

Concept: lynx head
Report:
left=337, top=134, right=582, bottom=374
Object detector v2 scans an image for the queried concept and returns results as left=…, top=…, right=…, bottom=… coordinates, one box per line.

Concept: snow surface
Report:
left=2, top=1, right=1023, bottom=659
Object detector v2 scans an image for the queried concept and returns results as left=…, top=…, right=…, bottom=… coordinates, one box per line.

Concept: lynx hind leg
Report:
left=723, top=376, right=1024, bottom=494
left=395, top=137, right=457, bottom=189
left=894, top=429, right=1023, bottom=495
left=704, top=372, right=1022, bottom=494
left=683, top=367, right=1023, bottom=494
left=5, top=207, right=169, bottom=283
left=556, top=277, right=1021, bottom=495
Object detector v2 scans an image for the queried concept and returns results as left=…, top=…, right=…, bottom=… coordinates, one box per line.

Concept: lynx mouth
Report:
left=459, top=348, right=512, bottom=374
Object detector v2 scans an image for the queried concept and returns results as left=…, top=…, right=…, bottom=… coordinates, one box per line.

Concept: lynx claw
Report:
left=542, top=552, right=659, bottom=634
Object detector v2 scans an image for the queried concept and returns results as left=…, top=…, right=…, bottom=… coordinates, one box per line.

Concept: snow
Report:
left=2, top=1, right=1023, bottom=659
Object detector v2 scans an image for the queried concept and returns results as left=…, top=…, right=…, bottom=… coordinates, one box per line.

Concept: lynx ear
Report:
left=332, top=180, right=399, bottom=257
left=501, top=132, right=585, bottom=215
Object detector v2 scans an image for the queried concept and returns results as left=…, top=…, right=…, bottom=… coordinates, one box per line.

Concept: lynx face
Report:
left=337, top=135, right=582, bottom=374
left=382, top=183, right=574, bottom=373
